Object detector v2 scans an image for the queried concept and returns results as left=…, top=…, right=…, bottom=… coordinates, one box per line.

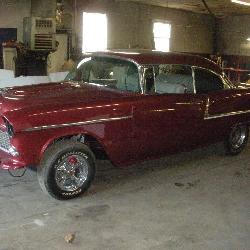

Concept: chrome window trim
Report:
left=142, top=65, right=155, bottom=95
left=222, top=72, right=235, bottom=89
left=192, top=66, right=223, bottom=79
left=138, top=65, right=145, bottom=94
left=152, top=65, right=156, bottom=93
left=24, top=115, right=133, bottom=132
left=191, top=66, right=197, bottom=94
left=204, top=96, right=210, bottom=118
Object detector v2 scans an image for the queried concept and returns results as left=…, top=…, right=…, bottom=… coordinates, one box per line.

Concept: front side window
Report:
left=66, top=57, right=140, bottom=93
left=194, top=68, right=225, bottom=94
left=145, top=64, right=193, bottom=94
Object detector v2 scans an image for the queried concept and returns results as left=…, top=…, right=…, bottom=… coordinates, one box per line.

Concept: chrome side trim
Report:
left=24, top=115, right=133, bottom=132
left=204, top=109, right=250, bottom=120
left=204, top=96, right=210, bottom=118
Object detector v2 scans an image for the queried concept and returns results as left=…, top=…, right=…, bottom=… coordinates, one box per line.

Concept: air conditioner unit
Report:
left=23, top=17, right=56, bottom=51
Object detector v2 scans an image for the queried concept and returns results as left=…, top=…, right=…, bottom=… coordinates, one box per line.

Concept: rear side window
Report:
left=145, top=64, right=193, bottom=94
left=194, top=68, right=224, bottom=94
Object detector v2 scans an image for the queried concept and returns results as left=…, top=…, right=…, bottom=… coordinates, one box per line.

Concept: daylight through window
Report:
left=153, top=22, right=171, bottom=52
left=82, top=12, right=107, bottom=52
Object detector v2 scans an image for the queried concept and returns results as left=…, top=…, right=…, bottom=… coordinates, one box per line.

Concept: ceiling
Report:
left=116, top=0, right=250, bottom=17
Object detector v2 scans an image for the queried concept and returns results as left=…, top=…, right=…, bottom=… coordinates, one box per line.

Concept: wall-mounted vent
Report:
left=35, top=19, right=53, bottom=28
left=34, top=34, right=53, bottom=50
left=23, top=17, right=56, bottom=51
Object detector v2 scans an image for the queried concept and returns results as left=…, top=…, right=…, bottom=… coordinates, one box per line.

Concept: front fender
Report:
left=9, top=124, right=108, bottom=169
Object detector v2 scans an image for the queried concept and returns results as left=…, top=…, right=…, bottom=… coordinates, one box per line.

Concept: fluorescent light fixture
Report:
left=247, top=38, right=250, bottom=41
left=231, top=0, right=250, bottom=6
left=114, top=51, right=140, bottom=55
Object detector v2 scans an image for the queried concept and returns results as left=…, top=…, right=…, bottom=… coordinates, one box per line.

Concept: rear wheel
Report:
left=37, top=140, right=95, bottom=200
left=224, top=124, right=249, bottom=155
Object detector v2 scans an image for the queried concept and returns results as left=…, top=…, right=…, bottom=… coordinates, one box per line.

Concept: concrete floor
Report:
left=0, top=143, right=249, bottom=250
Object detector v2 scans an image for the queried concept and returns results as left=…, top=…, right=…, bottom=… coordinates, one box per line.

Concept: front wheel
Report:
left=37, top=141, right=95, bottom=200
left=224, top=124, right=249, bottom=155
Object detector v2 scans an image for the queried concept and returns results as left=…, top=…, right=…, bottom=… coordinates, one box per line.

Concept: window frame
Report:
left=82, top=12, right=107, bottom=53
left=153, top=20, right=171, bottom=52
left=69, top=55, right=145, bottom=94
left=143, top=64, right=195, bottom=95
left=192, top=66, right=232, bottom=94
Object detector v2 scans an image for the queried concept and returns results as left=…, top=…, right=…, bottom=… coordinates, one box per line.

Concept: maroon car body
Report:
left=0, top=51, right=249, bottom=199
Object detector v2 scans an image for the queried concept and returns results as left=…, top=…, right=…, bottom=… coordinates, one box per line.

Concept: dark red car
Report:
left=0, top=51, right=249, bottom=199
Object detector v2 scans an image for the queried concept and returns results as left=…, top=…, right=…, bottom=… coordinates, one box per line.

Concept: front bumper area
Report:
left=0, top=130, right=25, bottom=169
left=0, top=149, right=25, bottom=169
left=0, top=144, right=19, bottom=157
left=0, top=130, right=19, bottom=157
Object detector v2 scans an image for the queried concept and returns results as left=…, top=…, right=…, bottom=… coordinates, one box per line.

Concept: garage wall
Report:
left=217, top=15, right=250, bottom=56
left=73, top=0, right=214, bottom=54
left=1, top=1, right=249, bottom=59
left=31, top=0, right=56, bottom=18
left=0, top=0, right=31, bottom=41
left=0, top=0, right=214, bottom=54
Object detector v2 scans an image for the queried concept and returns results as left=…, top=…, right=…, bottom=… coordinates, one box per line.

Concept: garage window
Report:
left=82, top=12, right=107, bottom=52
left=153, top=22, right=171, bottom=52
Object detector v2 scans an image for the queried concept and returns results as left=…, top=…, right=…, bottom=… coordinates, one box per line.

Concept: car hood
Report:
left=0, top=81, right=132, bottom=113
left=0, top=81, right=135, bottom=132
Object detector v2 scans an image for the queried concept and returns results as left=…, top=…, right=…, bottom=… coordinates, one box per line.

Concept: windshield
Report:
left=65, top=56, right=140, bottom=93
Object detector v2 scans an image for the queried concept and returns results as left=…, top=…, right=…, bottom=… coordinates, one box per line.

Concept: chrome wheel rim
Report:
left=230, top=125, right=247, bottom=150
left=55, top=154, right=89, bottom=192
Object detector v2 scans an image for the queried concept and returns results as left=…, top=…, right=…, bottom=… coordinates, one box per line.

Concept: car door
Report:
left=192, top=67, right=241, bottom=144
left=131, top=64, right=208, bottom=161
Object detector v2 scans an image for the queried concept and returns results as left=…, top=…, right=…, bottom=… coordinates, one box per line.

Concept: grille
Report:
left=36, top=19, right=53, bottom=28
left=0, top=130, right=11, bottom=152
left=34, top=34, right=53, bottom=50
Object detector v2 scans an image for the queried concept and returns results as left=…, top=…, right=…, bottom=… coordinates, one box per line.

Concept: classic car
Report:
left=0, top=50, right=249, bottom=199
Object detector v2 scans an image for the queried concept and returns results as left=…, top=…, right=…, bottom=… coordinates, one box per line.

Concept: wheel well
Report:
left=49, top=134, right=108, bottom=160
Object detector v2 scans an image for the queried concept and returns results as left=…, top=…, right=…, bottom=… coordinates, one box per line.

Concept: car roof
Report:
left=88, top=50, right=222, bottom=75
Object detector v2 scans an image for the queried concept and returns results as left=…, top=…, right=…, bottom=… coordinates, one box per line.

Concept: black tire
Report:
left=224, top=124, right=249, bottom=155
left=37, top=140, right=95, bottom=200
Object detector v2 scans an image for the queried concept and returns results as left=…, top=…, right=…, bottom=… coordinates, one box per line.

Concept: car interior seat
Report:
left=155, top=73, right=193, bottom=94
